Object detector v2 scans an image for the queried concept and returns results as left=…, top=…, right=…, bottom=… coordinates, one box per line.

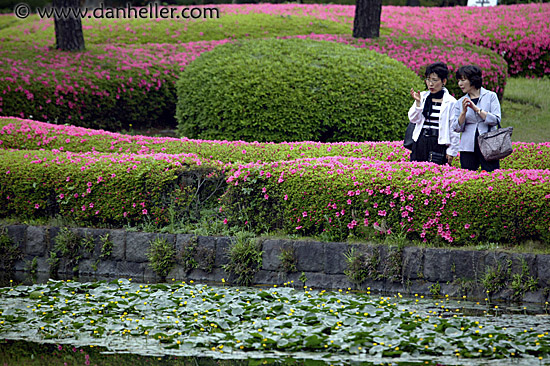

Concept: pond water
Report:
left=0, top=276, right=549, bottom=365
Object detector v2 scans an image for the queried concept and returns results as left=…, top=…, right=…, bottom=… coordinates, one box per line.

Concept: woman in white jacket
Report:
left=408, top=62, right=460, bottom=165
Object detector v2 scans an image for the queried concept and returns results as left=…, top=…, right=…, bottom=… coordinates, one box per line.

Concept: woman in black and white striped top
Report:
left=407, top=62, right=460, bottom=165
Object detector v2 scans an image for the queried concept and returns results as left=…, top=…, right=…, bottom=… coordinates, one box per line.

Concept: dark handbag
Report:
left=403, top=122, right=415, bottom=151
left=428, top=151, right=446, bottom=165
left=477, top=123, right=513, bottom=161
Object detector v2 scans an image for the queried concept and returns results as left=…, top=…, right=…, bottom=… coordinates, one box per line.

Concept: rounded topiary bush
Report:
left=176, top=38, right=424, bottom=143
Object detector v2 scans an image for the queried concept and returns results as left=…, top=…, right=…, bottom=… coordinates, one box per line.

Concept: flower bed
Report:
left=1, top=118, right=550, bottom=245
left=2, top=118, right=549, bottom=170
left=221, top=157, right=550, bottom=245
left=0, top=147, right=227, bottom=226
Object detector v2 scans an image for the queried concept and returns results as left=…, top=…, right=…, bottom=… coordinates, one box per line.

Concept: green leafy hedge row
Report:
left=0, top=148, right=226, bottom=226
left=2, top=118, right=550, bottom=170
left=220, top=157, right=550, bottom=245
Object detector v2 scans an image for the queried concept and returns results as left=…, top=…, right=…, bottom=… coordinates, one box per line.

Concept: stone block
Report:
left=536, top=254, right=550, bottom=287
left=6, top=225, right=26, bottom=251
left=402, top=246, right=424, bottom=281
left=116, top=261, right=146, bottom=278
left=295, top=241, right=324, bottom=272
left=451, top=250, right=485, bottom=282
left=26, top=226, right=47, bottom=256
left=215, top=237, right=231, bottom=266
left=261, top=239, right=285, bottom=271
left=423, top=248, right=454, bottom=283
left=324, top=242, right=352, bottom=275
left=125, top=232, right=154, bottom=263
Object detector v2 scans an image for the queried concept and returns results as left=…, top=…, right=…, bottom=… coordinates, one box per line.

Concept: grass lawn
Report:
left=502, top=76, right=550, bottom=143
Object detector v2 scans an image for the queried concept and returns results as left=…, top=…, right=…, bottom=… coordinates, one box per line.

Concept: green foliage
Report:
left=24, top=257, right=38, bottom=275
left=0, top=227, right=22, bottom=272
left=278, top=247, right=297, bottom=273
left=223, top=231, right=262, bottom=286
left=511, top=259, right=539, bottom=300
left=176, top=38, right=423, bottom=143
left=481, top=259, right=512, bottom=295
left=50, top=227, right=93, bottom=274
left=429, top=282, right=441, bottom=297
left=0, top=148, right=226, bottom=228
left=99, top=233, right=113, bottom=259
left=178, top=236, right=199, bottom=273
left=146, top=237, right=176, bottom=279
left=343, top=247, right=381, bottom=285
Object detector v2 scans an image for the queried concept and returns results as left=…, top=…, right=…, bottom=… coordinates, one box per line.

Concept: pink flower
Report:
left=142, top=209, right=148, bottom=215
left=302, top=211, right=307, bottom=217
left=223, top=218, right=228, bottom=224
left=264, top=194, right=269, bottom=199
left=34, top=203, right=40, bottom=209
left=59, top=194, right=64, bottom=199
left=262, top=187, right=267, bottom=193
left=464, top=224, right=470, bottom=229
left=296, top=226, right=303, bottom=230
left=284, top=194, right=288, bottom=200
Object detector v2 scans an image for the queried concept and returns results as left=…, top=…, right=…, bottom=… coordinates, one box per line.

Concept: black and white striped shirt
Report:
left=424, top=101, right=441, bottom=130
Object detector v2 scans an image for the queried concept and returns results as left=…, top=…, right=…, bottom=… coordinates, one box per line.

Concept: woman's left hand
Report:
left=446, top=155, right=454, bottom=165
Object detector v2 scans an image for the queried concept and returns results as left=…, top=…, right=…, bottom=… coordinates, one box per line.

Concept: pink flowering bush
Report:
left=0, top=148, right=227, bottom=226
left=221, top=157, right=550, bottom=244
left=3, top=118, right=550, bottom=170
left=1, top=117, right=549, bottom=243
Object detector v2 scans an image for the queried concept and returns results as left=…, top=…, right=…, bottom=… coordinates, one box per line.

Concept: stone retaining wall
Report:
left=2, top=225, right=550, bottom=303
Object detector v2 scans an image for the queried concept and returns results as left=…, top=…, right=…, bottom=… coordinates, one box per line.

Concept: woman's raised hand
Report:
left=410, top=88, right=421, bottom=105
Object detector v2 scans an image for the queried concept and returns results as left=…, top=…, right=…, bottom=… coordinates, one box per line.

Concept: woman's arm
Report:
left=408, top=90, right=424, bottom=125
left=477, top=92, right=501, bottom=126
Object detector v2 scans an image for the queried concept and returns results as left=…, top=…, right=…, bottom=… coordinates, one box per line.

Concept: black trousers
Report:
left=410, top=132, right=447, bottom=165
left=460, top=130, right=500, bottom=172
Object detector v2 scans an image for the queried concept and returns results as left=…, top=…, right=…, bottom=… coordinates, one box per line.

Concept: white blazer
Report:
left=407, top=88, right=460, bottom=157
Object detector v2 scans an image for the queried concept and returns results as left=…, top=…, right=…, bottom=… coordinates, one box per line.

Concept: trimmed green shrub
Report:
left=176, top=38, right=424, bottom=143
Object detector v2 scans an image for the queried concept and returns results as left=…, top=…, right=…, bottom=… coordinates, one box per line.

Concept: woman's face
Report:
left=425, top=73, right=445, bottom=94
left=457, top=77, right=476, bottom=94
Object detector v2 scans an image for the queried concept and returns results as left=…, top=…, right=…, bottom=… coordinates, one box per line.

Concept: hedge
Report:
left=176, top=38, right=424, bottom=143
left=2, top=118, right=550, bottom=170
left=0, top=148, right=227, bottom=226
left=220, top=157, right=550, bottom=245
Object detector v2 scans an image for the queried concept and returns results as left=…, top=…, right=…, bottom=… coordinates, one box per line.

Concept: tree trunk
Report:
left=406, top=0, right=421, bottom=6
left=53, top=0, right=85, bottom=51
left=352, top=0, right=382, bottom=39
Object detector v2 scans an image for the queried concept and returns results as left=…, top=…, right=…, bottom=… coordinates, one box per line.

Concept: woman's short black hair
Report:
left=456, top=65, right=483, bottom=89
left=425, top=62, right=449, bottom=81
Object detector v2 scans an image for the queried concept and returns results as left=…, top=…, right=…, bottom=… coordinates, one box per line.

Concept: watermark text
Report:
left=13, top=2, right=219, bottom=20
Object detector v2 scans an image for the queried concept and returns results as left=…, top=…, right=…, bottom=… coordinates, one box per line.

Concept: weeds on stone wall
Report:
left=223, top=231, right=262, bottom=286
left=481, top=259, right=512, bottom=298
left=343, top=247, right=381, bottom=285
left=511, top=258, right=539, bottom=300
left=48, top=227, right=94, bottom=276
left=146, top=237, right=176, bottom=280
left=278, top=247, right=297, bottom=273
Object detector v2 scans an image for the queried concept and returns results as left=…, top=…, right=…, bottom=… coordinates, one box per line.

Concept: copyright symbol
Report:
left=14, top=3, right=31, bottom=19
